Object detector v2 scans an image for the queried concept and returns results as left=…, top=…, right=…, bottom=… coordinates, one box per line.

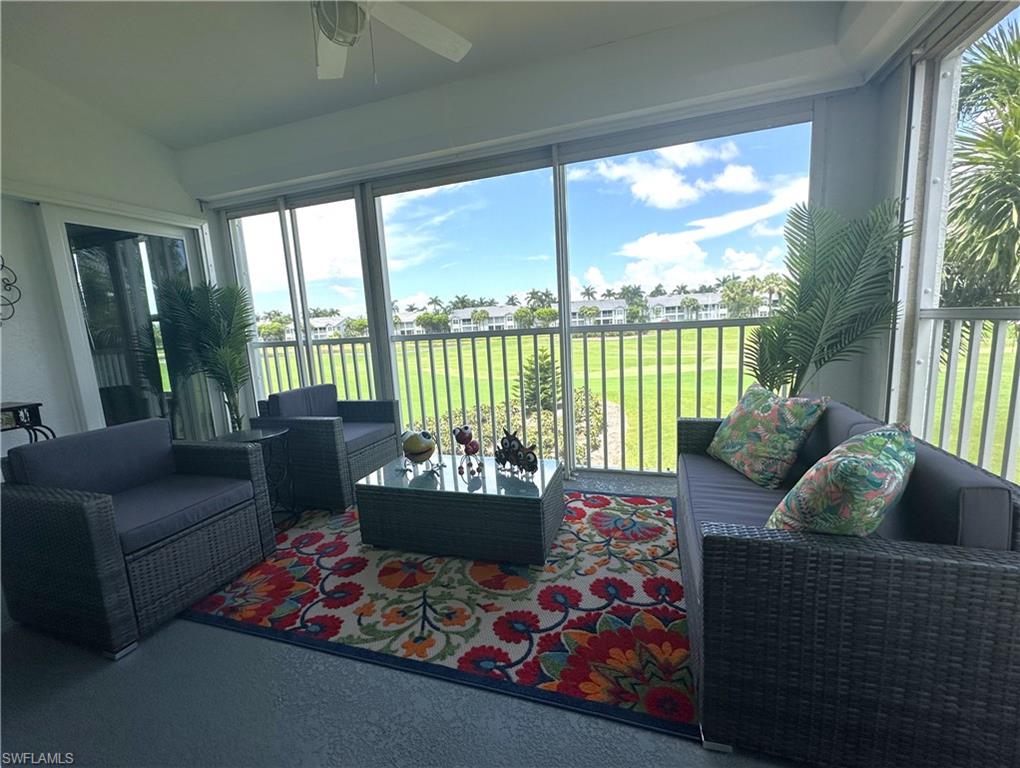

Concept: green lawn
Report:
left=253, top=329, right=1018, bottom=481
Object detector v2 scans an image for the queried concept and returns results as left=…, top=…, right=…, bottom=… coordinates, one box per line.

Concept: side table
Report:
left=214, top=427, right=294, bottom=522
left=1, top=402, right=56, bottom=443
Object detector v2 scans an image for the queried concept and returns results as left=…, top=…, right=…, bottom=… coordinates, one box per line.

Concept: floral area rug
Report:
left=184, top=492, right=699, bottom=738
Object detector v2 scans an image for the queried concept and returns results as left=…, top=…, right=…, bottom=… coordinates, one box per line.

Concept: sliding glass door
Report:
left=67, top=222, right=214, bottom=438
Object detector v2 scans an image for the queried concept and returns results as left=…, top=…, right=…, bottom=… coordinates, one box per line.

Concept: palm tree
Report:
left=506, top=294, right=520, bottom=306
left=761, top=273, right=786, bottom=314
left=671, top=283, right=689, bottom=295
left=714, top=273, right=740, bottom=290
left=525, top=289, right=543, bottom=309
left=405, top=303, right=422, bottom=313
left=601, top=288, right=617, bottom=300
left=580, top=284, right=597, bottom=300
left=943, top=18, right=1020, bottom=307
left=449, top=294, right=472, bottom=310
left=427, top=296, right=444, bottom=311
left=679, top=295, right=701, bottom=320
left=159, top=278, right=255, bottom=432
left=539, top=289, right=555, bottom=307
left=649, top=283, right=667, bottom=297
left=747, top=201, right=905, bottom=395
left=391, top=299, right=399, bottom=314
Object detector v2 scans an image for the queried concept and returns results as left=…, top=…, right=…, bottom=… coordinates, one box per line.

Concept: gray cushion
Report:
left=895, top=440, right=1014, bottom=550
left=6, top=418, right=174, bottom=495
left=113, top=474, right=254, bottom=554
left=680, top=453, right=789, bottom=529
left=342, top=421, right=396, bottom=453
left=267, top=384, right=338, bottom=417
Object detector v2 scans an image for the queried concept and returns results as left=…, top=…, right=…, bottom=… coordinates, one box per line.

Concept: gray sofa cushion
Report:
left=113, top=474, right=254, bottom=554
left=6, top=418, right=174, bottom=495
left=342, top=421, right=397, bottom=453
left=266, top=384, right=338, bottom=417
left=680, top=453, right=789, bottom=527
left=896, top=440, right=1015, bottom=549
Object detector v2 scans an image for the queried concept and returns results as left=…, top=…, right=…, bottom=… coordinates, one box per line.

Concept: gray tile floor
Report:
left=1, top=471, right=790, bottom=768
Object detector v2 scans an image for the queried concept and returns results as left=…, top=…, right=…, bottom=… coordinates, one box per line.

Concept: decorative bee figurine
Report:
left=401, top=430, right=438, bottom=471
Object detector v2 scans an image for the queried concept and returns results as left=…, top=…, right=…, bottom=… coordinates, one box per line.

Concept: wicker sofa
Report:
left=1, top=418, right=275, bottom=658
left=251, top=384, right=401, bottom=510
left=677, top=402, right=1020, bottom=768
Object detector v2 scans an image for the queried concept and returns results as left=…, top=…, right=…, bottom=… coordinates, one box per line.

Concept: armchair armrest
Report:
left=0, top=484, right=138, bottom=654
left=698, top=523, right=1020, bottom=763
left=172, top=441, right=273, bottom=556
left=336, top=400, right=400, bottom=431
left=677, top=418, right=722, bottom=456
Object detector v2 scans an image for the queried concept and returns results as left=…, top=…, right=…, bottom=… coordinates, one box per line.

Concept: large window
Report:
left=907, top=8, right=1019, bottom=480
left=378, top=169, right=559, bottom=458
left=229, top=197, right=374, bottom=401
left=565, top=122, right=812, bottom=469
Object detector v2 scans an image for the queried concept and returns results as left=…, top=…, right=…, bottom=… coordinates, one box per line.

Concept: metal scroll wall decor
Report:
left=1, top=255, right=22, bottom=322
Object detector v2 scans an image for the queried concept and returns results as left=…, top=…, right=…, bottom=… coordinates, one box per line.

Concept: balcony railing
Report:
left=252, top=310, right=1020, bottom=482
left=253, top=320, right=761, bottom=473
left=392, top=319, right=761, bottom=473
left=251, top=338, right=375, bottom=401
left=914, top=307, right=1020, bottom=482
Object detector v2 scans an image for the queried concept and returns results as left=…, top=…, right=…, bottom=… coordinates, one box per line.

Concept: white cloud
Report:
left=722, top=248, right=762, bottom=272
left=522, top=254, right=551, bottom=262
left=395, top=291, right=429, bottom=312
left=604, top=176, right=806, bottom=293
left=698, top=164, right=766, bottom=194
left=566, top=166, right=593, bottom=182
left=330, top=284, right=357, bottom=298
left=593, top=157, right=701, bottom=209
left=751, top=219, right=786, bottom=237
left=656, top=140, right=738, bottom=169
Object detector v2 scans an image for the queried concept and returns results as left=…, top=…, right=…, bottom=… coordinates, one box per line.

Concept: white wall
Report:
left=0, top=197, right=83, bottom=451
left=1, top=61, right=200, bottom=217
left=804, top=61, right=912, bottom=416
left=177, top=2, right=933, bottom=202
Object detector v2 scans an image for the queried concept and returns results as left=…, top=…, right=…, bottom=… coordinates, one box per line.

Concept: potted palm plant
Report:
left=158, top=277, right=256, bottom=432
left=747, top=200, right=907, bottom=396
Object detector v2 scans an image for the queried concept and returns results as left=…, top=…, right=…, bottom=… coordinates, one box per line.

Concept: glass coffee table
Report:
left=356, top=457, right=565, bottom=564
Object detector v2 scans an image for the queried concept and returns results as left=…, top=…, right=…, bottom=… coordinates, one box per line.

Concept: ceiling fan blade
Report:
left=369, top=2, right=471, bottom=63
left=316, top=28, right=349, bottom=79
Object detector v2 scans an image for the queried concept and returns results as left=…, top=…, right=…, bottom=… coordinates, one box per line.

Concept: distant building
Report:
left=449, top=305, right=520, bottom=332
left=282, top=316, right=345, bottom=341
left=569, top=299, right=627, bottom=325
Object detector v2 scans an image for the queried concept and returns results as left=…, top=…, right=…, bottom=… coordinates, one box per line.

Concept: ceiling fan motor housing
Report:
left=314, top=1, right=367, bottom=47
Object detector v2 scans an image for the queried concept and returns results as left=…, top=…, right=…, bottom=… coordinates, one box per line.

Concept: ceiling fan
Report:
left=311, top=1, right=472, bottom=80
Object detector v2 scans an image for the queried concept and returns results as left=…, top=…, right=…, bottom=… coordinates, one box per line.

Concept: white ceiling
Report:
left=1, top=1, right=753, bottom=150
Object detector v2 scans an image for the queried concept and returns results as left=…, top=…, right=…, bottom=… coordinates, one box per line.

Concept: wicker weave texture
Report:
left=1, top=440, right=276, bottom=655
left=700, top=524, right=1020, bottom=768
left=0, top=485, right=138, bottom=654
left=357, top=466, right=565, bottom=564
left=250, top=415, right=401, bottom=511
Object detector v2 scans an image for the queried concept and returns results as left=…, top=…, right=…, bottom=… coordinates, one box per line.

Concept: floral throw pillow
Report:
left=766, top=424, right=916, bottom=536
left=707, top=384, right=828, bottom=489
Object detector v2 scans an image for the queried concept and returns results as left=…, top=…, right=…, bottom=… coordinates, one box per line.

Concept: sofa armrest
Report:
left=677, top=418, right=721, bottom=455
left=0, top=484, right=138, bottom=654
left=172, top=441, right=274, bottom=556
left=336, top=400, right=400, bottom=431
left=698, top=523, right=1020, bottom=764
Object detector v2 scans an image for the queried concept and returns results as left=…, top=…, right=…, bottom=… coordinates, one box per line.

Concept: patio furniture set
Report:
left=2, top=383, right=1018, bottom=768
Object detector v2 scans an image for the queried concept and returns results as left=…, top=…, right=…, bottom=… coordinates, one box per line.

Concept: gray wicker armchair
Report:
left=251, top=384, right=401, bottom=511
left=676, top=402, right=1020, bottom=768
left=1, top=418, right=275, bottom=659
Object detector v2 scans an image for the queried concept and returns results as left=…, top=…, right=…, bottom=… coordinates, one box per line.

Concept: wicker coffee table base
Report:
left=357, top=466, right=565, bottom=564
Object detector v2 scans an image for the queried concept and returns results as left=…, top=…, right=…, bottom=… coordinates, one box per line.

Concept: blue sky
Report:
left=244, top=121, right=811, bottom=316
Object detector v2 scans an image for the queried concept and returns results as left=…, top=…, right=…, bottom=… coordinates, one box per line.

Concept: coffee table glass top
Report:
left=358, top=457, right=561, bottom=498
